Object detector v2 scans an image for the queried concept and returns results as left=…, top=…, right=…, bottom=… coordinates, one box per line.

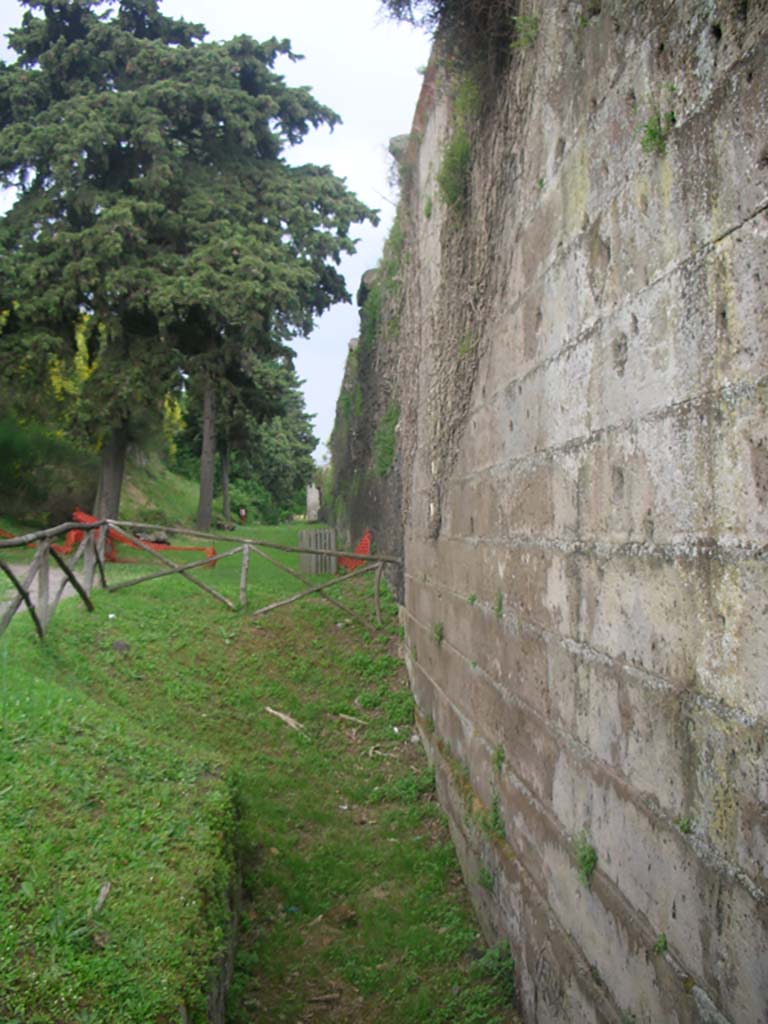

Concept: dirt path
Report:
left=0, top=565, right=80, bottom=623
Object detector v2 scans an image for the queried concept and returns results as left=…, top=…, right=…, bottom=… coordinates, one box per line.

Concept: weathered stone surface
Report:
left=331, top=1, right=768, bottom=1020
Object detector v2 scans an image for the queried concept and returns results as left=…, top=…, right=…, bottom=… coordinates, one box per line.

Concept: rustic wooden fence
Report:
left=0, top=518, right=107, bottom=640
left=0, top=519, right=398, bottom=642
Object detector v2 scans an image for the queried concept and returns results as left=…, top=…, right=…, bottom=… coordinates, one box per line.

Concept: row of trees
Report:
left=0, top=0, right=375, bottom=527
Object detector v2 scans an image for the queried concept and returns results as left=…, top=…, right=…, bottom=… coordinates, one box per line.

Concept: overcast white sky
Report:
left=0, top=0, right=431, bottom=461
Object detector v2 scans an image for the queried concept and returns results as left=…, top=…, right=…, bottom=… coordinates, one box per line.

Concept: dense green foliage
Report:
left=230, top=389, right=317, bottom=522
left=0, top=416, right=97, bottom=522
left=176, top=362, right=317, bottom=523
left=0, top=0, right=375, bottom=518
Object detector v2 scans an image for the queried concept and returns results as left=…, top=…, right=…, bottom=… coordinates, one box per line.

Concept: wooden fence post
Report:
left=0, top=560, right=45, bottom=640
left=37, top=540, right=50, bottom=632
left=239, top=545, right=250, bottom=609
left=83, top=530, right=96, bottom=595
left=95, top=525, right=108, bottom=588
left=374, top=562, right=384, bottom=626
left=0, top=545, right=45, bottom=636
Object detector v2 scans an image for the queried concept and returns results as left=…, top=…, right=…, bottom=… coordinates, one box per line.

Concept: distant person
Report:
left=238, top=506, right=247, bottom=526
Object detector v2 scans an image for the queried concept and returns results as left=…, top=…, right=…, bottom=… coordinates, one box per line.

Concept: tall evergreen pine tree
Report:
left=0, top=0, right=375, bottom=523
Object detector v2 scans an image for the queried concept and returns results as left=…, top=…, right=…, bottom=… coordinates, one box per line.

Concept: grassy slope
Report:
left=0, top=577, right=240, bottom=1022
left=119, top=452, right=202, bottom=526
left=1, top=525, right=518, bottom=1023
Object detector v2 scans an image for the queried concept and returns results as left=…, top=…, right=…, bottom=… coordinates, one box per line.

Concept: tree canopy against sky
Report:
left=0, top=0, right=376, bottom=522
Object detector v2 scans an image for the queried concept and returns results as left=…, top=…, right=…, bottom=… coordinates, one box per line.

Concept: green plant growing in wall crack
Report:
left=437, top=75, right=481, bottom=209
left=482, top=792, right=506, bottom=841
left=652, top=933, right=668, bottom=955
left=457, top=332, right=475, bottom=359
left=492, top=744, right=505, bottom=774
left=640, top=108, right=676, bottom=155
left=574, top=831, right=598, bottom=887
left=374, top=400, right=400, bottom=476
left=433, top=621, right=445, bottom=646
left=511, top=13, right=540, bottom=49
left=478, top=864, right=494, bottom=892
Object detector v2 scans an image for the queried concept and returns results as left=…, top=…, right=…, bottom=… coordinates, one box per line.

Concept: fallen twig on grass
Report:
left=308, top=992, right=342, bottom=1003
left=94, top=881, right=111, bottom=914
left=265, top=706, right=306, bottom=732
left=336, top=712, right=368, bottom=726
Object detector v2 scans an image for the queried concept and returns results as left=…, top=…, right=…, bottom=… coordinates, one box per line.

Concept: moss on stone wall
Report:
left=374, top=400, right=401, bottom=476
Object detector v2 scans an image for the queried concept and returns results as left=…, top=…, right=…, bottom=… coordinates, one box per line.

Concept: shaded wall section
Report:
left=330, top=2, right=768, bottom=1020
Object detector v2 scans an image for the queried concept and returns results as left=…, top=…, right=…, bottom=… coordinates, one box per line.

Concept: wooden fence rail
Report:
left=0, top=518, right=400, bottom=642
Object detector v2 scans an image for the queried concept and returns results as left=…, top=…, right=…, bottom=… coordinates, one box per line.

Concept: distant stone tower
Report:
left=306, top=483, right=320, bottom=522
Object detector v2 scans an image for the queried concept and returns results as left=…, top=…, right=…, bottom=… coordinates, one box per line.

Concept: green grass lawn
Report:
left=0, top=524, right=518, bottom=1023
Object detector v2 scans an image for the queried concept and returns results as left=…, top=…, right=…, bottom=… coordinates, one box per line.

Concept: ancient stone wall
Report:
left=330, top=2, right=768, bottom=1020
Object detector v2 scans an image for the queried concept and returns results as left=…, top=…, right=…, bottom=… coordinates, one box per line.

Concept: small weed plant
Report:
left=458, top=332, right=475, bottom=359
left=575, top=831, right=598, bottom=887
left=511, top=13, right=540, bottom=49
left=653, top=933, right=668, bottom=954
left=433, top=621, right=445, bottom=646
left=483, top=792, right=506, bottom=841
left=494, top=591, right=503, bottom=621
left=478, top=865, right=494, bottom=892
left=492, top=744, right=505, bottom=773
left=640, top=108, right=676, bottom=155
left=675, top=816, right=694, bottom=834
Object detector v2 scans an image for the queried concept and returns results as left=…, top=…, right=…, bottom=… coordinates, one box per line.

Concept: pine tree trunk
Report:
left=94, top=422, right=129, bottom=519
left=196, top=376, right=216, bottom=530
left=221, top=440, right=231, bottom=522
